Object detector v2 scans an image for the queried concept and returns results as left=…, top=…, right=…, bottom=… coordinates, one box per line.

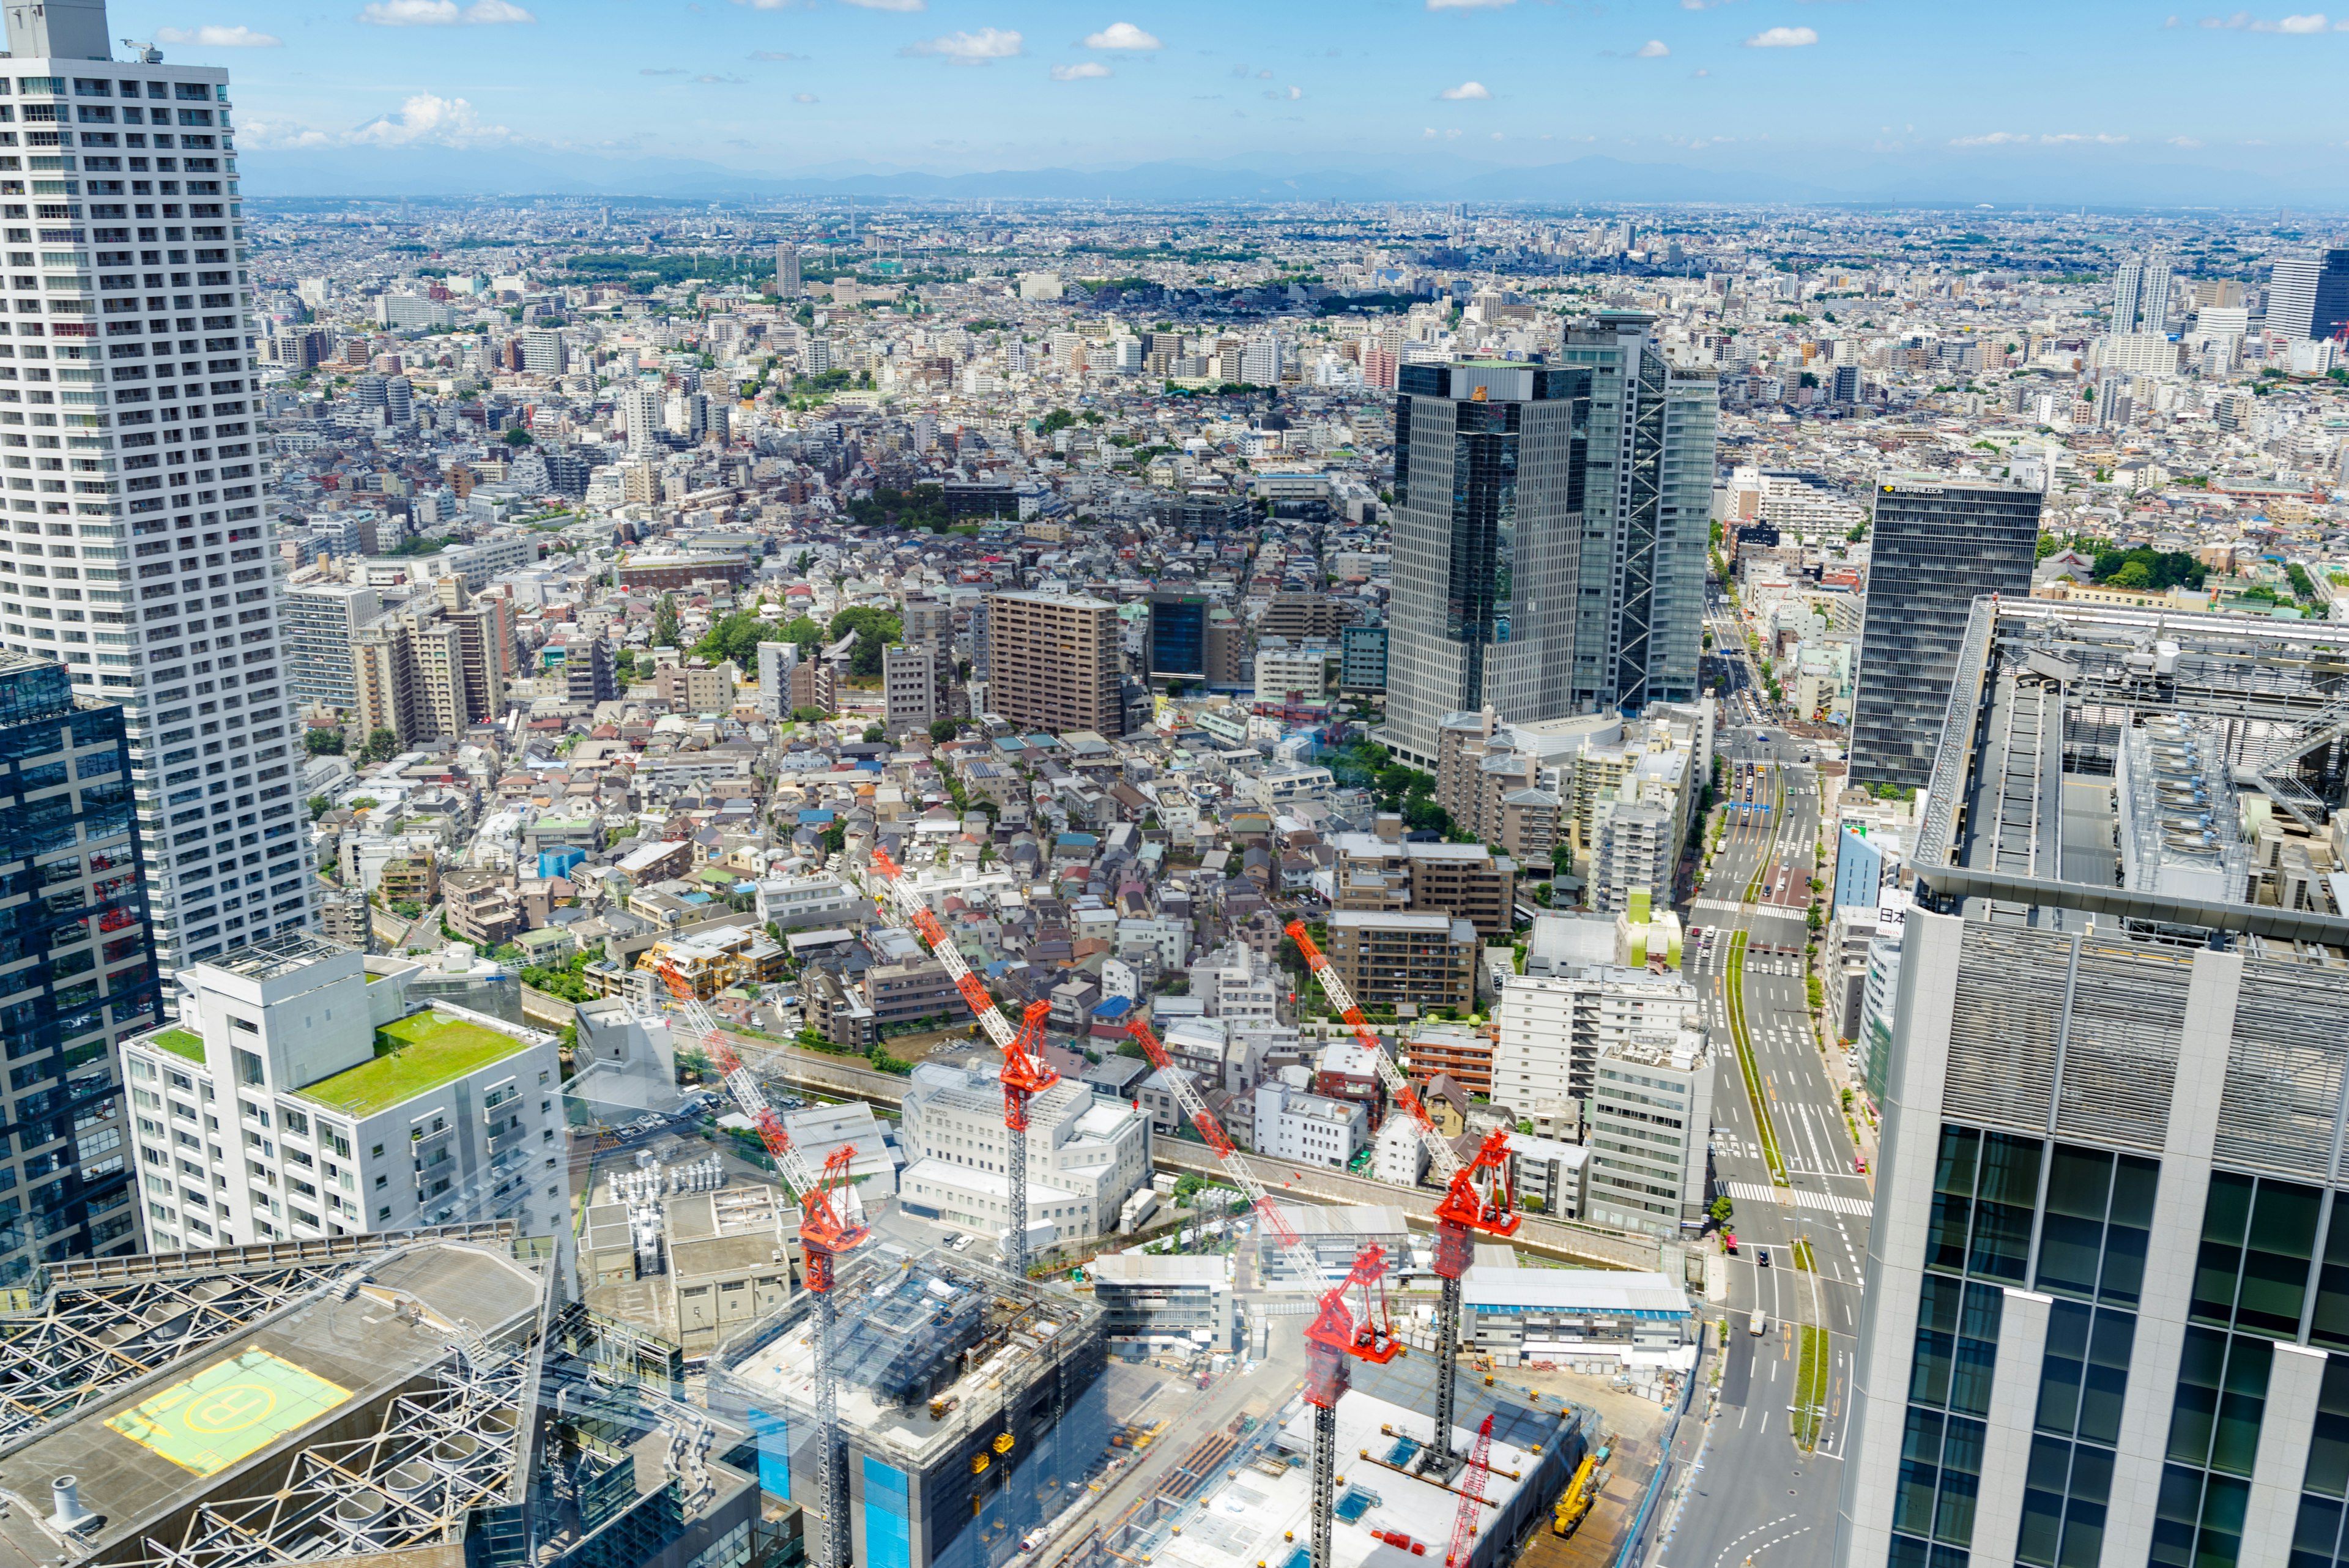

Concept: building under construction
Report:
left=707, top=1243, right=1108, bottom=1568
left=0, top=1223, right=781, bottom=1568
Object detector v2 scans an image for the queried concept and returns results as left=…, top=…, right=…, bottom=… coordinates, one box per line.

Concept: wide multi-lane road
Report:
left=1657, top=723, right=1872, bottom=1568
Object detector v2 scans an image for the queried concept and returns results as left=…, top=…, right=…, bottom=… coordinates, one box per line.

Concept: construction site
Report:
left=704, top=1244, right=1108, bottom=1568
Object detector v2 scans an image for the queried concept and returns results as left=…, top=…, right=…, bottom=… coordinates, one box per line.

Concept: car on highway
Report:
left=1750, top=1310, right=1767, bottom=1336
left=1855, top=1155, right=1869, bottom=1174
left=1723, top=1231, right=1738, bottom=1254
left=1757, top=1247, right=1771, bottom=1267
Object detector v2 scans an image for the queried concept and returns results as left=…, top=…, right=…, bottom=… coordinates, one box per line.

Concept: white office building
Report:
left=1584, top=1031, right=1712, bottom=1236
left=281, top=573, right=382, bottom=718
left=2270, top=252, right=2322, bottom=340
left=0, top=16, right=317, bottom=969
left=756, top=638, right=795, bottom=718
left=122, top=934, right=568, bottom=1258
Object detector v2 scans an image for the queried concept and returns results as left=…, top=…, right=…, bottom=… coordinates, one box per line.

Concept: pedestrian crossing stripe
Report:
left=1726, top=1183, right=1877, bottom=1217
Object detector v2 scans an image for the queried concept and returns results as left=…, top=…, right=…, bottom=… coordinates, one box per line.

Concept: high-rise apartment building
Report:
left=0, top=650, right=158, bottom=1282
left=2111, top=251, right=2174, bottom=336
left=2269, top=252, right=2325, bottom=340
left=0, top=13, right=316, bottom=970
left=123, top=934, right=567, bottom=1257
left=883, top=641, right=939, bottom=734
left=280, top=571, right=382, bottom=719
left=1562, top=313, right=1718, bottom=719
left=775, top=240, right=800, bottom=299
left=1848, top=475, right=2041, bottom=791
left=349, top=584, right=505, bottom=750
left=1584, top=1031, right=1710, bottom=1237
left=1384, top=360, right=1586, bottom=765
left=519, top=327, right=565, bottom=376
left=981, top=590, right=1124, bottom=736
left=1836, top=596, right=2349, bottom=1568
left=617, top=382, right=663, bottom=458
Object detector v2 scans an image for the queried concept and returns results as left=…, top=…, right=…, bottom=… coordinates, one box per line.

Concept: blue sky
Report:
left=106, top=0, right=2349, bottom=184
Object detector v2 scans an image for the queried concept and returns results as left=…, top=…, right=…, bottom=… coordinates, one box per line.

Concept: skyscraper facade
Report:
left=775, top=240, right=801, bottom=299
left=1848, top=475, right=2041, bottom=791
left=0, top=9, right=316, bottom=970
left=1835, top=596, right=2349, bottom=1568
left=1561, top=312, right=1718, bottom=718
left=2312, top=248, right=2349, bottom=344
left=1384, top=360, right=1586, bottom=765
left=0, top=649, right=159, bottom=1281
left=2269, top=252, right=2323, bottom=340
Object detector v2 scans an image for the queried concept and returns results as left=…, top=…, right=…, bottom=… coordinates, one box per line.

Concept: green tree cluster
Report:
left=828, top=607, right=903, bottom=678
left=305, top=727, right=345, bottom=757
left=695, top=610, right=771, bottom=670
left=845, top=483, right=950, bottom=533
left=2090, top=547, right=2204, bottom=592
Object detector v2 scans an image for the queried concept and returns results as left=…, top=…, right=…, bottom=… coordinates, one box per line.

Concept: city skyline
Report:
left=93, top=0, right=2349, bottom=204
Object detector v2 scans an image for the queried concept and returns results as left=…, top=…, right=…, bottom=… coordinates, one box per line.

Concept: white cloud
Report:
left=1082, top=21, right=1158, bottom=48
left=1636, top=38, right=1670, bottom=55
left=1052, top=60, right=1111, bottom=78
left=1439, top=80, right=1491, bottom=98
left=1745, top=24, right=1816, bottom=45
left=794, top=91, right=818, bottom=101
left=351, top=92, right=510, bottom=144
left=2198, top=9, right=2344, bottom=24
left=1692, top=66, right=1711, bottom=75
left=155, top=23, right=282, bottom=44
left=357, top=0, right=532, bottom=24
left=839, top=0, right=924, bottom=9
left=2040, top=132, right=2128, bottom=143
left=1427, top=0, right=1513, bottom=9
left=1682, top=0, right=1736, bottom=7
left=1951, top=131, right=2028, bottom=144
left=901, top=26, right=1022, bottom=60
left=236, top=116, right=334, bottom=147
left=2168, top=134, right=2205, bottom=146
left=749, top=50, right=799, bottom=59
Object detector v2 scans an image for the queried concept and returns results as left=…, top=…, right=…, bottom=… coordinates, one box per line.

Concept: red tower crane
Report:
left=1444, top=1413, right=1497, bottom=1568
left=1286, top=921, right=1521, bottom=1473
left=1304, top=1243, right=1403, bottom=1568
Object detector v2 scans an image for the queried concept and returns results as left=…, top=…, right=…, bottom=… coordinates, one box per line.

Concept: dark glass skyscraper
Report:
left=1147, top=592, right=1209, bottom=683
left=1384, top=360, right=1586, bottom=764
left=1849, top=476, right=2043, bottom=790
left=0, top=651, right=158, bottom=1282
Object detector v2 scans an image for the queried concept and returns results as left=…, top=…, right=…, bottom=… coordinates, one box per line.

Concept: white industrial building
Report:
left=896, top=1060, right=1150, bottom=1244
left=1254, top=1203, right=1420, bottom=1290
left=1463, top=1266, right=1696, bottom=1371
left=1089, top=1253, right=1238, bottom=1350
left=1252, top=1072, right=1369, bottom=1169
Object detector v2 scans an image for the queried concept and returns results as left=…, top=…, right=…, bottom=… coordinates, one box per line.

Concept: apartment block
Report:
left=281, top=572, right=382, bottom=718
left=122, top=934, right=567, bottom=1259
left=1324, top=908, right=1478, bottom=1018
left=1584, top=1032, right=1710, bottom=1236
left=351, top=586, right=506, bottom=749
left=884, top=640, right=941, bottom=734
left=1253, top=1073, right=1370, bottom=1168
left=982, top=590, right=1124, bottom=736
left=896, top=1060, right=1149, bottom=1244
left=1331, top=819, right=1516, bottom=943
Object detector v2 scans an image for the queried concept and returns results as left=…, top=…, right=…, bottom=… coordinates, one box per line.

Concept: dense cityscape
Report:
left=0, top=4, right=2343, bottom=1568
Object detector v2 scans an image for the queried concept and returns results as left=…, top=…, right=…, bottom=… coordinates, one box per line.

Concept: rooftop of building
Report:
left=1916, top=595, right=2349, bottom=955
left=708, top=1243, right=1099, bottom=1473
left=1461, top=1266, right=1691, bottom=1317
left=0, top=1228, right=549, bottom=1568
left=297, top=1008, right=541, bottom=1116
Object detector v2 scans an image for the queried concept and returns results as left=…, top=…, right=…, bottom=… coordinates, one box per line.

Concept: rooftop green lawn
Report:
left=297, top=1010, right=529, bottom=1117
left=151, top=1027, right=206, bottom=1063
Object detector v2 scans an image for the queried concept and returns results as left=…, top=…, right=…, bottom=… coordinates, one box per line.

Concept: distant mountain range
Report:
left=241, top=146, right=2342, bottom=211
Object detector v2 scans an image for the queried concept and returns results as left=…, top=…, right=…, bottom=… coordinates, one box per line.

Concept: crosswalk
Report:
left=1727, top=1182, right=1877, bottom=1217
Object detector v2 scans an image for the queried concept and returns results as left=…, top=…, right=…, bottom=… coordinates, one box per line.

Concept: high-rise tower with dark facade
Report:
left=1849, top=475, right=2043, bottom=791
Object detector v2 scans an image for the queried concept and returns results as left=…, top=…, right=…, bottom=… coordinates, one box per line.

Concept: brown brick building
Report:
left=1324, top=910, right=1478, bottom=1019
left=984, top=590, right=1126, bottom=736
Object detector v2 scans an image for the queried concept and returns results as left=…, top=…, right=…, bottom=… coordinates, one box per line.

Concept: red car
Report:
left=1855, top=1156, right=1869, bottom=1175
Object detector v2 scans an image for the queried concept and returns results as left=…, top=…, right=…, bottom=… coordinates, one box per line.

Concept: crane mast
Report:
left=651, top=962, right=866, bottom=1568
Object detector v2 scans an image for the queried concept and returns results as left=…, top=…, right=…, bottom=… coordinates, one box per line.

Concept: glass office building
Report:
left=0, top=650, right=157, bottom=1283
left=1848, top=477, right=2042, bottom=792
left=1838, top=597, right=2349, bottom=1568
left=1147, top=592, right=1208, bottom=683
